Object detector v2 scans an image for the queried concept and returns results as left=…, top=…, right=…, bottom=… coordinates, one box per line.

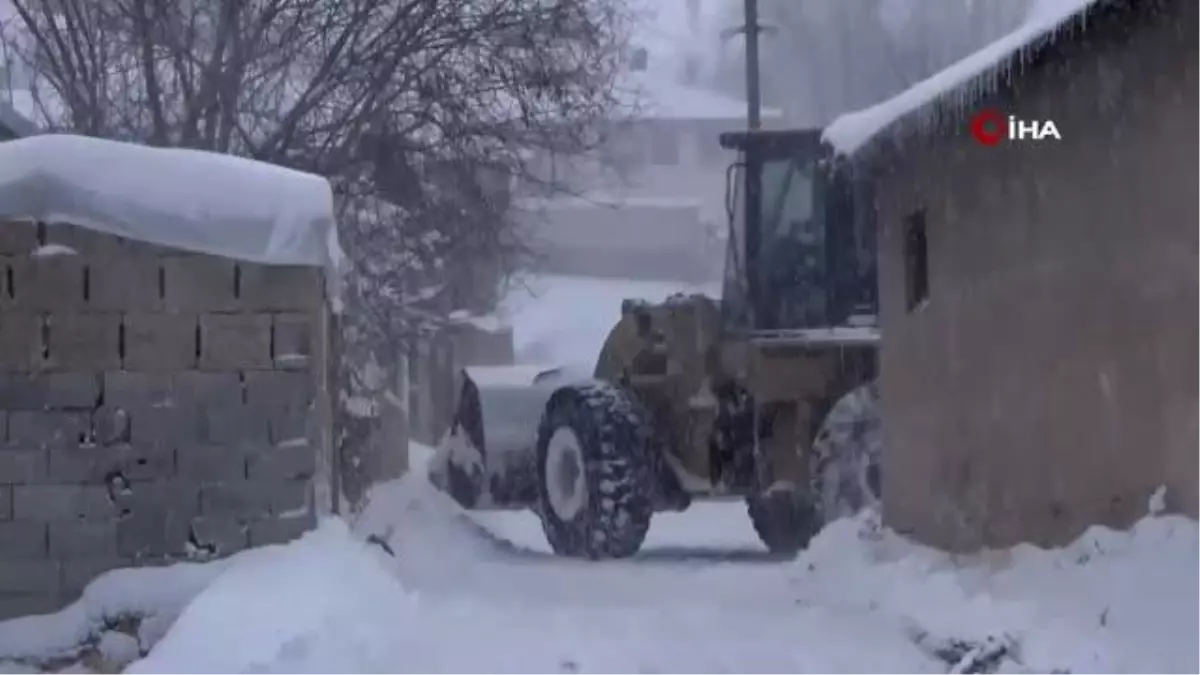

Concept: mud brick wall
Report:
left=0, top=220, right=331, bottom=620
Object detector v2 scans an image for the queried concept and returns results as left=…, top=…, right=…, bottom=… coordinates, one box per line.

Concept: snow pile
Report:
left=128, top=468, right=938, bottom=673
left=790, top=508, right=1199, bottom=673
left=130, top=468, right=1196, bottom=673
left=6, top=449, right=1191, bottom=673
left=823, top=0, right=1099, bottom=154
left=0, top=134, right=344, bottom=270
left=126, top=520, right=418, bottom=674
left=3, top=437, right=1191, bottom=672
left=354, top=457, right=524, bottom=568
left=0, top=454, right=497, bottom=672
left=0, top=557, right=233, bottom=665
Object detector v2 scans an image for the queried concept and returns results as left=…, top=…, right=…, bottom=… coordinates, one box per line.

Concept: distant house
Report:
left=515, top=0, right=782, bottom=283
left=828, top=0, right=1197, bottom=551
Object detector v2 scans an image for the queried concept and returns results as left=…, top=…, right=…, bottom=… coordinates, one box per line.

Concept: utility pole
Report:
left=722, top=0, right=769, bottom=130
left=742, top=0, right=762, bottom=130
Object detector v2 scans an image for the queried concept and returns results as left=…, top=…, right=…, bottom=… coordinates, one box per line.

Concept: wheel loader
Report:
left=429, top=127, right=882, bottom=558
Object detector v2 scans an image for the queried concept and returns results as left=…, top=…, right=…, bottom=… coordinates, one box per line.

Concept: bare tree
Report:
left=3, top=0, right=634, bottom=507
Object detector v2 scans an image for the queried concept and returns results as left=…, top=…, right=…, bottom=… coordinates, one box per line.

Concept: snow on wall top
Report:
left=823, top=0, right=1101, bottom=155
left=0, top=134, right=343, bottom=269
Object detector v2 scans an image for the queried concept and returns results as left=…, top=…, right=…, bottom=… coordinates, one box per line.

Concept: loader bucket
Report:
left=431, top=364, right=574, bottom=508
left=454, top=365, right=568, bottom=457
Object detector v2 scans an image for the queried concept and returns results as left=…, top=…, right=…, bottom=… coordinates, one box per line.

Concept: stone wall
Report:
left=0, top=220, right=331, bottom=620
left=873, top=2, right=1197, bottom=551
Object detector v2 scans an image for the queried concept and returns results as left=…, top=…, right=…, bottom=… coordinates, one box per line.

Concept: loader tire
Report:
left=535, top=382, right=653, bottom=559
left=747, top=485, right=819, bottom=557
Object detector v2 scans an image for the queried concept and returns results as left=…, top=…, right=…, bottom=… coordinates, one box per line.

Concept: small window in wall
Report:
left=903, top=210, right=929, bottom=312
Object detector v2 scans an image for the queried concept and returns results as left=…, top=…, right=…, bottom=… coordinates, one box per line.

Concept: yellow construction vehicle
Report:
left=430, top=127, right=881, bottom=558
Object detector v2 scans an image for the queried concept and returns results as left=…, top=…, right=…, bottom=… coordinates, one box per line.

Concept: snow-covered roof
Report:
left=621, top=71, right=783, bottom=121
left=823, top=0, right=1101, bottom=155
left=0, top=134, right=343, bottom=269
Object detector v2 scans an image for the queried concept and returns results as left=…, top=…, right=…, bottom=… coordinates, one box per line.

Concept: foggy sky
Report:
left=684, top=0, right=1036, bottom=127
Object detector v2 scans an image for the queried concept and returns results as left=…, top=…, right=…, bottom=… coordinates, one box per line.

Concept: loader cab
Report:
left=719, top=128, right=876, bottom=332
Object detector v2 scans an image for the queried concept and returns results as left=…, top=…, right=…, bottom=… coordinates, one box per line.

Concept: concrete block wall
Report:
left=0, top=220, right=330, bottom=620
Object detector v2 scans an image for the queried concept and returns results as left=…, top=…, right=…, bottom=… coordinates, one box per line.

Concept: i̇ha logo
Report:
left=969, top=109, right=1062, bottom=146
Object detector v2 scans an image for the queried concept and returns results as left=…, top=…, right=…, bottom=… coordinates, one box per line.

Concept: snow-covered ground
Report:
left=4, top=446, right=1192, bottom=673
left=1, top=273, right=1196, bottom=674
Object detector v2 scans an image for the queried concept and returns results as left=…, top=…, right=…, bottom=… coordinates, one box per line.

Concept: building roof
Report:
left=620, top=71, right=783, bottom=122
left=823, top=0, right=1108, bottom=155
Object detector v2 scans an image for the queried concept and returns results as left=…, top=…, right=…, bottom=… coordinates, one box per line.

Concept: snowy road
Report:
left=471, top=500, right=773, bottom=562
left=130, top=452, right=942, bottom=674
left=339, top=448, right=941, bottom=673
left=119, top=443, right=1196, bottom=674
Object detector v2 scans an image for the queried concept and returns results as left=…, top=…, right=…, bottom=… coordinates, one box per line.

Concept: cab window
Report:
left=756, top=157, right=826, bottom=329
